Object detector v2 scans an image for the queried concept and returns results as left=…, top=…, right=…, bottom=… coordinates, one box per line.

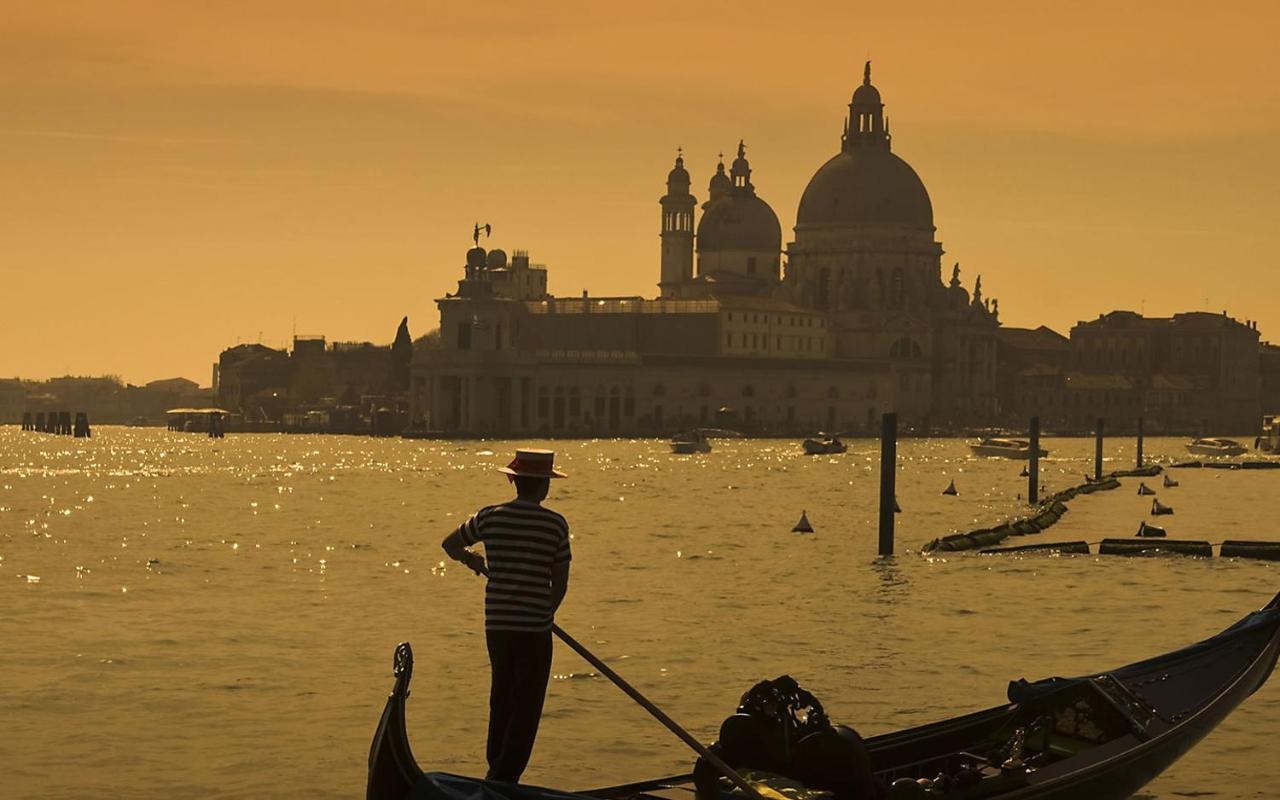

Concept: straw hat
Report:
left=498, top=449, right=567, bottom=479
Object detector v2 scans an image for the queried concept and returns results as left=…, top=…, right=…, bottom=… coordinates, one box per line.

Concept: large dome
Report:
left=697, top=194, right=781, bottom=252
left=796, top=148, right=933, bottom=231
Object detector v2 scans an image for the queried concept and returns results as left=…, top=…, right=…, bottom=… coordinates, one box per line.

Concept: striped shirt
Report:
left=458, top=500, right=572, bottom=632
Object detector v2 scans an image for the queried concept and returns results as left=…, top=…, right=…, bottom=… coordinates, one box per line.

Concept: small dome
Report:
left=708, top=162, right=731, bottom=202
left=796, top=148, right=933, bottom=230
left=697, top=194, right=781, bottom=253
left=466, top=246, right=487, bottom=268
left=851, top=82, right=882, bottom=107
left=486, top=249, right=507, bottom=269
left=667, top=155, right=690, bottom=186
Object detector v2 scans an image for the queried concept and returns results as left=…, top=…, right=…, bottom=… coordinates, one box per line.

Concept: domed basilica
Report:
left=414, top=64, right=1000, bottom=436
left=658, top=63, right=1000, bottom=423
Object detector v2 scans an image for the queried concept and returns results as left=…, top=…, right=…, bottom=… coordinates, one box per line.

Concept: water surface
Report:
left=2, top=428, right=1277, bottom=798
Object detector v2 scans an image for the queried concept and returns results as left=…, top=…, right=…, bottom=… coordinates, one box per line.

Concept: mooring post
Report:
left=1095, top=417, right=1104, bottom=481
left=1029, top=416, right=1040, bottom=505
left=878, top=412, right=897, bottom=557
left=1136, top=416, right=1144, bottom=468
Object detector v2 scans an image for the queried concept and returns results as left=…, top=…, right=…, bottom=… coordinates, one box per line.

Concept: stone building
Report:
left=1262, top=342, right=1280, bottom=415
left=994, top=311, right=1262, bottom=434
left=411, top=64, right=1007, bottom=435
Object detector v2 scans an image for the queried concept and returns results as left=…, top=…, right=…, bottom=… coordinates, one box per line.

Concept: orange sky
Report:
left=3, top=1, right=1279, bottom=384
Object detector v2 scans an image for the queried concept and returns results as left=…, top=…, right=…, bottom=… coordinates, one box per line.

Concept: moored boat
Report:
left=367, top=592, right=1280, bottom=800
left=1185, top=437, right=1247, bottom=457
left=1256, top=416, right=1279, bottom=453
left=670, top=430, right=711, bottom=454
left=801, top=434, right=847, bottom=455
left=969, top=437, right=1048, bottom=460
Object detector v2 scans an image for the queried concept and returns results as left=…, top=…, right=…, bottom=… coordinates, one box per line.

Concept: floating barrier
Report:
left=1111, top=465, right=1163, bottom=478
left=1220, top=541, right=1280, bottom=561
left=942, top=480, right=958, bottom=496
left=981, top=541, right=1091, bottom=556
left=1099, top=539, right=1212, bottom=557
left=1151, top=499, right=1174, bottom=516
left=1137, top=483, right=1156, bottom=496
left=791, top=511, right=813, bottom=533
left=1137, top=521, right=1167, bottom=538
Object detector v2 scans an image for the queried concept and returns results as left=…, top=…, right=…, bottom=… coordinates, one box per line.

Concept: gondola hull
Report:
left=369, top=593, right=1280, bottom=800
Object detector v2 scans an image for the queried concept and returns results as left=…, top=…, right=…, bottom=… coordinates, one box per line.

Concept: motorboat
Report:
left=670, top=431, right=711, bottom=454
left=368, top=592, right=1280, bottom=800
left=801, top=434, right=847, bottom=455
left=1185, top=438, right=1247, bottom=457
left=970, top=437, right=1049, bottom=460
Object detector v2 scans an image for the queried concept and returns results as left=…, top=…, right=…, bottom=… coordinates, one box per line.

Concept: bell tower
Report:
left=659, top=149, right=696, bottom=298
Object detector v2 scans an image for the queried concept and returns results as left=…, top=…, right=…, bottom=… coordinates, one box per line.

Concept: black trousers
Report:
left=485, top=629, right=553, bottom=782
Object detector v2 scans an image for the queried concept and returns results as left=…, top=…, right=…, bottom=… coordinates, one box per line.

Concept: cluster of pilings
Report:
left=20, top=411, right=91, bottom=437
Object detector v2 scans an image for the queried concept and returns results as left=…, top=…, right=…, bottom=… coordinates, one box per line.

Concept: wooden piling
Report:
left=1136, top=416, right=1144, bottom=468
left=1094, top=417, right=1104, bottom=481
left=1028, top=416, right=1040, bottom=505
left=878, top=412, right=896, bottom=557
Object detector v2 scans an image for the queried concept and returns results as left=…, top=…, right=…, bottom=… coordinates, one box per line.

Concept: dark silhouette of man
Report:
left=442, top=449, right=571, bottom=783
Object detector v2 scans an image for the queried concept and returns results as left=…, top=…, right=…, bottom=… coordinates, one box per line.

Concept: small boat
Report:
left=1185, top=438, right=1247, bottom=457
left=970, top=437, right=1049, bottom=460
left=1257, top=416, right=1279, bottom=453
left=670, top=431, right=711, bottom=454
left=801, top=433, right=847, bottom=455
left=367, top=593, right=1280, bottom=800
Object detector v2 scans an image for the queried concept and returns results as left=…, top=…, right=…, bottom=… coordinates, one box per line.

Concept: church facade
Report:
left=411, top=65, right=1000, bottom=436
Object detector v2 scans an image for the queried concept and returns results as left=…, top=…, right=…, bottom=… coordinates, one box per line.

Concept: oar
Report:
left=472, top=564, right=763, bottom=800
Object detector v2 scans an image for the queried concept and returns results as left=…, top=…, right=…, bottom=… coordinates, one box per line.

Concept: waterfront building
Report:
left=411, top=64, right=1002, bottom=435
left=1262, top=343, right=1280, bottom=416
left=217, top=327, right=412, bottom=425
left=998, top=311, right=1262, bottom=434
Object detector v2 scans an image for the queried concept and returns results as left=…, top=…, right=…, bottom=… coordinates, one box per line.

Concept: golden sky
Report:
left=3, top=1, right=1279, bottom=383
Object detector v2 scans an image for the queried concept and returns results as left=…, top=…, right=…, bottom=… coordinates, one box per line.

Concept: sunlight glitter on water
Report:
left=1, top=426, right=1278, bottom=798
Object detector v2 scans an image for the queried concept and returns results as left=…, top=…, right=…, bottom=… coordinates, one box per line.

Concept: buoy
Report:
left=792, top=511, right=813, bottom=533
left=1151, top=499, right=1174, bottom=516
left=942, top=480, right=958, bottom=496
left=1136, top=521, right=1167, bottom=538
left=1163, top=475, right=1179, bottom=488
left=1099, top=538, right=1211, bottom=557
left=1019, top=465, right=1029, bottom=477
left=1137, top=482, right=1156, bottom=496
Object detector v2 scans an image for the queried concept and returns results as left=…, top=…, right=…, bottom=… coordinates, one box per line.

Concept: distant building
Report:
left=1001, top=311, right=1261, bottom=434
left=1260, top=342, right=1280, bottom=416
left=216, top=327, right=410, bottom=426
left=995, top=326, right=1072, bottom=422
left=217, top=343, right=292, bottom=419
left=411, top=63, right=1002, bottom=435
left=0, top=378, right=27, bottom=424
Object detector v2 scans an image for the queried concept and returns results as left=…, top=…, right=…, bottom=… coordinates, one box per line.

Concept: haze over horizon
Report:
left=4, top=1, right=1279, bottom=385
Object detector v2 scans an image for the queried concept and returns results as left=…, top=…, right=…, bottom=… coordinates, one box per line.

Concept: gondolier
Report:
left=440, top=448, right=571, bottom=783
